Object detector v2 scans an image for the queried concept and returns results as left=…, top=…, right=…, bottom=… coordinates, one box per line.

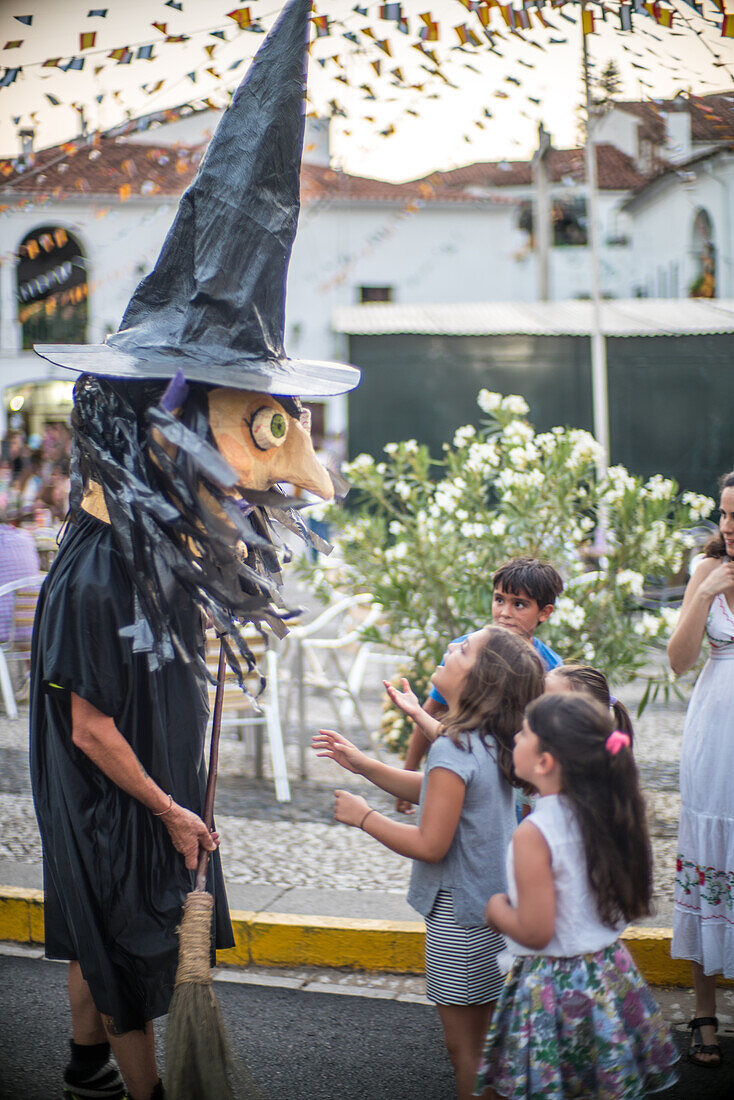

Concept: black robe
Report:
left=30, top=509, right=234, bottom=1032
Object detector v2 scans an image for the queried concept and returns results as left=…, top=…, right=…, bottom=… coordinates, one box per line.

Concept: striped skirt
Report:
left=425, top=889, right=506, bottom=1004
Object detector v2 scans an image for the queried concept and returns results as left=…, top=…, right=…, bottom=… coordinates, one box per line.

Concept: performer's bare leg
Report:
left=101, top=1016, right=158, bottom=1100
left=67, top=961, right=159, bottom=1099
left=68, top=961, right=106, bottom=1044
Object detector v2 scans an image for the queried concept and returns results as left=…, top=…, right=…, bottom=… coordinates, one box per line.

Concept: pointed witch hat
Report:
left=35, top=0, right=359, bottom=398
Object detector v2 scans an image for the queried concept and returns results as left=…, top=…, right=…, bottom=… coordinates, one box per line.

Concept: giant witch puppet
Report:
left=30, top=3, right=358, bottom=1098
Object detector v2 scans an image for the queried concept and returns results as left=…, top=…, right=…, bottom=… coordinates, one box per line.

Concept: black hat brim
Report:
left=34, top=343, right=360, bottom=397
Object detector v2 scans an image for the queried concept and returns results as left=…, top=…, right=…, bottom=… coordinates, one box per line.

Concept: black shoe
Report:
left=63, top=1059, right=126, bottom=1099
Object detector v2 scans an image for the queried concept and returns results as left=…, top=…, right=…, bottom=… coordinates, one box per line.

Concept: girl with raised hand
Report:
left=545, top=662, right=635, bottom=744
left=475, top=693, right=678, bottom=1100
left=313, top=627, right=544, bottom=1100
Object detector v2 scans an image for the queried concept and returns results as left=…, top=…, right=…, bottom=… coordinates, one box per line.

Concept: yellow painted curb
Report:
left=2, top=887, right=732, bottom=987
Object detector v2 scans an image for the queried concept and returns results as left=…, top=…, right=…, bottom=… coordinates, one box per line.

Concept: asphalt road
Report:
left=0, top=954, right=453, bottom=1100
left=2, top=953, right=734, bottom=1099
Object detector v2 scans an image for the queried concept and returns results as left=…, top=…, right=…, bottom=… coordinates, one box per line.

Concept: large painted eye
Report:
left=249, top=406, right=288, bottom=451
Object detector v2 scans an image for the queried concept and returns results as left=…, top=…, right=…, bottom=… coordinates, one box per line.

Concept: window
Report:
left=517, top=198, right=588, bottom=247
left=17, top=226, right=88, bottom=349
left=359, top=286, right=393, bottom=303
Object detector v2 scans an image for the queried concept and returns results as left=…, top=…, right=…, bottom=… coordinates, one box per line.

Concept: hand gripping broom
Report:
left=166, top=639, right=257, bottom=1100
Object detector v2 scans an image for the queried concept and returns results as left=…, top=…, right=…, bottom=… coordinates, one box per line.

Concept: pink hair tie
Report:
left=606, top=730, right=630, bottom=755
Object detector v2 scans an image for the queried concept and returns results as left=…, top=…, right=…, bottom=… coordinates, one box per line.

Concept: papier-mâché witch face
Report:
left=207, top=389, right=333, bottom=501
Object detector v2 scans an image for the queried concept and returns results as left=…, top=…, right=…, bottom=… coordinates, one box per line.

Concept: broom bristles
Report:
left=166, top=891, right=259, bottom=1100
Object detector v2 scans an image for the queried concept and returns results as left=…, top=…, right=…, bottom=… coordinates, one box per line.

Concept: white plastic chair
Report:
left=277, top=593, right=388, bottom=777
left=205, top=629, right=290, bottom=802
left=0, top=573, right=45, bottom=719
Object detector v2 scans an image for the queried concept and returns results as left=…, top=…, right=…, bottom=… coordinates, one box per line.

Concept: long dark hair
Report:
left=704, top=470, right=734, bottom=559
left=442, top=627, right=544, bottom=786
left=68, top=374, right=309, bottom=682
left=526, top=693, right=652, bottom=925
left=550, top=664, right=634, bottom=743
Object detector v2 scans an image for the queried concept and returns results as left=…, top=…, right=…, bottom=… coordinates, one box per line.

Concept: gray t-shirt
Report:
left=407, top=731, right=515, bottom=927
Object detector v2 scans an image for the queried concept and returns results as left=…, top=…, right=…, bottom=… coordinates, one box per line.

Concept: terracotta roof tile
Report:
left=617, top=90, right=734, bottom=145
left=429, top=143, right=646, bottom=192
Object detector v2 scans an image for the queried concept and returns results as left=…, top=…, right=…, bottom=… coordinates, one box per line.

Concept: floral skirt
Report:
left=474, top=941, right=678, bottom=1100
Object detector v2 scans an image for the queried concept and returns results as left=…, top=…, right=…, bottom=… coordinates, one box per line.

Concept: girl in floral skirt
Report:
left=475, top=693, right=678, bottom=1100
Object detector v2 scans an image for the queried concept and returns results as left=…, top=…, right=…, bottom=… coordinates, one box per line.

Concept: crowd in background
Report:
left=0, top=423, right=71, bottom=528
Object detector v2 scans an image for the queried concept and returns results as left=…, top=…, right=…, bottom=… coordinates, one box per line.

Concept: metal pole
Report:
left=533, top=123, right=552, bottom=300
left=581, top=4, right=610, bottom=491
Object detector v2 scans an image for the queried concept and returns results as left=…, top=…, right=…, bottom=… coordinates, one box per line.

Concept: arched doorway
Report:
left=16, top=226, right=88, bottom=349
left=689, top=209, right=716, bottom=298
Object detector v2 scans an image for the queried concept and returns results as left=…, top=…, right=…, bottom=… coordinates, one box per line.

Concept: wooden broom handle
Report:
left=195, top=637, right=227, bottom=892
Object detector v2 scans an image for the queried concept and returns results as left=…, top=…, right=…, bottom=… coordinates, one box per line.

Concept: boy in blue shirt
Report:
left=396, top=557, right=563, bottom=813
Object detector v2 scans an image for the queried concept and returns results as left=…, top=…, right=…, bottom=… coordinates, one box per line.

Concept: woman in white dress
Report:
left=669, top=470, right=734, bottom=1069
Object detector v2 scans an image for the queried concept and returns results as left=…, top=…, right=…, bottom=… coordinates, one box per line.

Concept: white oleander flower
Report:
left=393, top=479, right=412, bottom=501
left=490, top=515, right=508, bottom=537
left=615, top=569, right=645, bottom=596
left=388, top=520, right=403, bottom=535
left=453, top=425, right=477, bottom=448
left=347, top=453, right=374, bottom=474
left=477, top=389, right=502, bottom=414
left=658, top=606, right=680, bottom=633
left=682, top=491, right=715, bottom=522
left=501, top=394, right=530, bottom=416
left=553, top=596, right=586, bottom=630
left=385, top=542, right=408, bottom=562
left=633, top=612, right=660, bottom=639
left=644, top=474, right=676, bottom=501
left=384, top=442, right=398, bottom=455
left=460, top=521, right=487, bottom=539
left=465, top=440, right=500, bottom=473
left=501, top=420, right=534, bottom=446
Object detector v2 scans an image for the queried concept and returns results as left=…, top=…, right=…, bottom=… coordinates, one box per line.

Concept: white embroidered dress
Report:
left=672, top=591, right=734, bottom=977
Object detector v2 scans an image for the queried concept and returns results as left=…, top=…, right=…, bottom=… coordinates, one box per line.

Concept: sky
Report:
left=1, top=0, right=733, bottom=182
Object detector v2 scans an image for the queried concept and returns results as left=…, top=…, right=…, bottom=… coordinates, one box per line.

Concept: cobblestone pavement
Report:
left=0, top=660, right=689, bottom=919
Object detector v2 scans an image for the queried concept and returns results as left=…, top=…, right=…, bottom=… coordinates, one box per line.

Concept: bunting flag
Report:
left=723, top=13, right=734, bottom=35
left=204, top=44, right=217, bottom=58
left=88, top=8, right=108, bottom=16
left=312, top=14, right=330, bottom=37
left=620, top=5, right=633, bottom=30
left=45, top=93, right=61, bottom=105
left=43, top=57, right=60, bottom=67
left=370, top=58, right=382, bottom=75
left=4, top=41, right=23, bottom=50
left=379, top=3, right=402, bottom=20
left=137, top=45, right=154, bottom=60
left=0, top=68, right=20, bottom=87
left=227, top=8, right=252, bottom=30
left=61, top=57, right=85, bottom=71
left=582, top=8, right=595, bottom=33
left=376, top=38, right=392, bottom=54
left=14, top=15, right=32, bottom=26
left=164, top=1, right=183, bottom=9
left=419, top=14, right=439, bottom=41
left=152, top=22, right=167, bottom=35
left=79, top=32, right=96, bottom=50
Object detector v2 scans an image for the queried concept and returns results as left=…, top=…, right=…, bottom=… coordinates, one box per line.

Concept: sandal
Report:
left=687, top=1016, right=723, bottom=1068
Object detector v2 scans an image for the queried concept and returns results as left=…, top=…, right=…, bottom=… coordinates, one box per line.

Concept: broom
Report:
left=166, top=638, right=255, bottom=1100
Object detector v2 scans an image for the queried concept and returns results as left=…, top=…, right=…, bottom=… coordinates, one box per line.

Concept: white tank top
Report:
left=505, top=793, right=622, bottom=958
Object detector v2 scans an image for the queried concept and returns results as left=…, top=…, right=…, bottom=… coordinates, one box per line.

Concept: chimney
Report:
left=19, top=128, right=34, bottom=155
left=663, top=109, right=691, bottom=164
